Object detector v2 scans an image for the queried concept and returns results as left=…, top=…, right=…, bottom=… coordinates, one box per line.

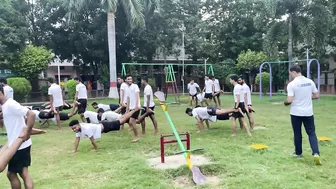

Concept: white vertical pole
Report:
left=306, top=48, right=309, bottom=64
left=182, top=30, right=185, bottom=96
left=57, top=64, right=61, bottom=84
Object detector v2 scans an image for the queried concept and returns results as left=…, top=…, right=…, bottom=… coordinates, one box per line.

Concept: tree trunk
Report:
left=107, top=12, right=119, bottom=98
left=288, top=13, right=293, bottom=71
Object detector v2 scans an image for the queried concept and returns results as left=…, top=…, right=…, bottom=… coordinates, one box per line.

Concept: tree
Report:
left=68, top=0, right=150, bottom=99
left=12, top=45, right=53, bottom=79
left=236, top=49, right=268, bottom=91
left=0, top=0, right=29, bottom=60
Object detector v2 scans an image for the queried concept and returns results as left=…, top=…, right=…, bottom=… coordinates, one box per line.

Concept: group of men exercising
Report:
left=185, top=75, right=255, bottom=136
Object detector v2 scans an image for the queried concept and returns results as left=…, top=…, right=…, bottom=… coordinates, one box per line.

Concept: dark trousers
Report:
left=290, top=115, right=320, bottom=156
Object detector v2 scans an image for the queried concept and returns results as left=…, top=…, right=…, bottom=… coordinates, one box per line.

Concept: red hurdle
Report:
left=160, top=132, right=190, bottom=163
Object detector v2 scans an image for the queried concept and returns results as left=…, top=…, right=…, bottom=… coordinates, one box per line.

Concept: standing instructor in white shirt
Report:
left=48, top=78, right=64, bottom=130
left=187, top=80, right=200, bottom=106
left=284, top=65, right=321, bottom=165
left=74, top=77, right=88, bottom=122
left=202, top=75, right=214, bottom=106
left=0, top=78, right=14, bottom=99
left=0, top=84, right=36, bottom=189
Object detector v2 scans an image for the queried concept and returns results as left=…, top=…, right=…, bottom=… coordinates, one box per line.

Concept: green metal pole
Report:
left=121, top=64, right=126, bottom=76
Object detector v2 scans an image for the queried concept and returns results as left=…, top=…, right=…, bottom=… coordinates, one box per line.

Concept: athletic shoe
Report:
left=313, top=154, right=322, bottom=165
left=291, top=152, right=303, bottom=158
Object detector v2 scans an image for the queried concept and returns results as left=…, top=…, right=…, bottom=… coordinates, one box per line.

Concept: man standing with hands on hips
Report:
left=284, top=65, right=321, bottom=165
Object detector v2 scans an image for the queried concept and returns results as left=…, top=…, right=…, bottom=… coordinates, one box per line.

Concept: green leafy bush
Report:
left=225, top=74, right=237, bottom=92
left=65, top=79, right=77, bottom=100
left=7, top=77, right=32, bottom=102
left=255, top=72, right=270, bottom=94
left=40, top=86, right=49, bottom=101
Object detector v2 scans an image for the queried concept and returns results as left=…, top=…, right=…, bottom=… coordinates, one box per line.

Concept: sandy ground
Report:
left=147, top=154, right=212, bottom=170
left=172, top=175, right=221, bottom=188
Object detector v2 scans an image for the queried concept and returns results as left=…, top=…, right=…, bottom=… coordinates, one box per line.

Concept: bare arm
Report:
left=195, top=116, right=204, bottom=131
left=89, top=136, right=98, bottom=151
left=74, top=91, right=78, bottom=102
left=312, top=92, right=320, bottom=100
left=25, top=110, right=35, bottom=134
left=49, top=95, right=54, bottom=110
left=74, top=137, right=80, bottom=153
left=235, top=94, right=240, bottom=108
left=120, top=89, right=124, bottom=105
left=205, top=120, right=210, bottom=129
left=135, top=91, right=140, bottom=109
left=284, top=96, right=294, bottom=106
left=146, top=94, right=150, bottom=110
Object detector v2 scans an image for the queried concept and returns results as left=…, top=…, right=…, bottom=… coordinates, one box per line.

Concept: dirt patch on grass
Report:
left=148, top=154, right=212, bottom=170
left=172, top=175, right=220, bottom=188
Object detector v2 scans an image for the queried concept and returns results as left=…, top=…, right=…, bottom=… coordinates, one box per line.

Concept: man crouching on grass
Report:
left=69, top=108, right=152, bottom=152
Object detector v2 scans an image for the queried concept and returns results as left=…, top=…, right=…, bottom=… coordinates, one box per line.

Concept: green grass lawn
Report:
left=0, top=95, right=336, bottom=189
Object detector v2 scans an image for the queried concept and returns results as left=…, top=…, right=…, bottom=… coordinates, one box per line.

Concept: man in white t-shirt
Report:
left=229, top=75, right=252, bottom=137
left=0, top=85, right=36, bottom=188
left=0, top=78, right=14, bottom=99
left=185, top=106, right=242, bottom=133
left=69, top=109, right=146, bottom=152
left=97, top=108, right=122, bottom=121
left=211, top=76, right=223, bottom=107
left=140, top=78, right=158, bottom=135
left=238, top=76, right=255, bottom=130
left=83, top=111, right=100, bottom=124
left=125, top=75, right=141, bottom=142
left=187, top=80, right=200, bottom=106
left=202, top=76, right=214, bottom=106
left=91, top=102, right=121, bottom=112
left=48, top=78, right=64, bottom=130
left=284, top=65, right=321, bottom=165
left=119, top=77, right=128, bottom=115
left=74, top=77, right=88, bottom=122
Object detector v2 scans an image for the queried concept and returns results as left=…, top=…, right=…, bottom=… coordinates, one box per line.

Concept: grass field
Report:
left=0, top=94, right=335, bottom=189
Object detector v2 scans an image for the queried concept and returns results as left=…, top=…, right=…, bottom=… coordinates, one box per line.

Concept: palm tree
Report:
left=68, top=0, right=145, bottom=98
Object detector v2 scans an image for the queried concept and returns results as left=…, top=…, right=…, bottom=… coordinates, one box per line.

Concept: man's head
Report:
left=210, top=75, right=215, bottom=81
left=238, top=75, right=245, bottom=85
left=117, top=76, right=124, bottom=83
left=204, top=75, right=209, bottom=80
left=185, top=108, right=193, bottom=116
left=126, top=75, right=133, bottom=85
left=289, top=64, right=302, bottom=79
left=74, top=77, right=82, bottom=84
left=47, top=77, right=55, bottom=84
left=69, top=120, right=80, bottom=132
left=229, top=75, right=238, bottom=85
left=0, top=78, right=7, bottom=86
left=91, top=102, right=98, bottom=109
left=190, top=79, right=194, bottom=84
left=141, top=77, right=148, bottom=86
left=97, top=108, right=105, bottom=117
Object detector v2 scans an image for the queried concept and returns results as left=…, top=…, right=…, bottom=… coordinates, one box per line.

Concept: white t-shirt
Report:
left=48, top=83, right=63, bottom=108
left=204, top=80, right=214, bottom=93
left=75, top=123, right=102, bottom=139
left=197, top=92, right=205, bottom=102
left=84, top=111, right=99, bottom=124
left=101, top=111, right=121, bottom=121
left=125, top=83, right=141, bottom=109
left=191, top=107, right=217, bottom=122
left=287, top=76, right=318, bottom=116
left=143, top=84, right=155, bottom=107
left=3, top=85, right=14, bottom=99
left=98, top=104, right=111, bottom=111
left=233, top=84, right=244, bottom=103
left=76, top=83, right=88, bottom=99
left=2, top=98, right=32, bottom=150
left=242, top=83, right=252, bottom=105
left=120, top=83, right=128, bottom=103
left=213, top=79, right=220, bottom=92
left=188, top=83, right=199, bottom=95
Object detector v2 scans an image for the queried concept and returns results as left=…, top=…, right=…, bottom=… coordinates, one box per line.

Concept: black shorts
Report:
left=77, top=99, right=87, bottom=114
left=109, top=104, right=119, bottom=111
left=102, top=121, right=121, bottom=133
left=8, top=146, right=31, bottom=173
left=59, top=112, right=69, bottom=120
left=38, top=111, right=53, bottom=119
left=232, top=102, right=246, bottom=118
left=216, top=114, right=230, bottom=120
left=141, top=106, right=155, bottom=116
left=204, top=93, right=213, bottom=99
left=206, top=107, right=217, bottom=116
left=189, top=93, right=197, bottom=97
left=130, top=109, right=140, bottom=119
